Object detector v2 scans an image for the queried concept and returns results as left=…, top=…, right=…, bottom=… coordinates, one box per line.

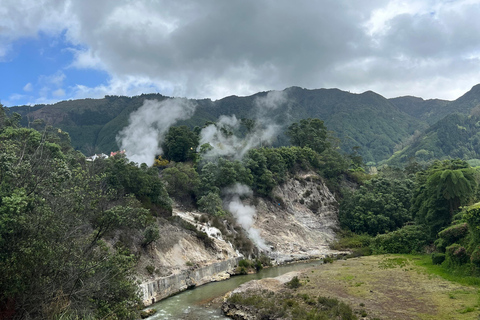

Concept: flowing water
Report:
left=144, top=259, right=324, bottom=319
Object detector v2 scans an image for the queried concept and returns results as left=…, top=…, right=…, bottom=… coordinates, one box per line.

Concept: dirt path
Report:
left=296, top=255, right=479, bottom=319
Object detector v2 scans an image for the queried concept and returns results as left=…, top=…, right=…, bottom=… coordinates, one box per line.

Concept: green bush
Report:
left=238, top=259, right=251, bottom=268
left=370, top=225, right=428, bottom=254
left=431, top=252, right=446, bottom=265
left=434, top=238, right=447, bottom=253
left=445, top=243, right=469, bottom=265
left=438, top=223, right=469, bottom=244
left=285, top=276, right=301, bottom=289
left=470, top=246, right=480, bottom=267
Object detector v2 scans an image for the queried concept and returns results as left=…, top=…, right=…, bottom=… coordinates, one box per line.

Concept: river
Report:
left=144, top=259, right=325, bottom=319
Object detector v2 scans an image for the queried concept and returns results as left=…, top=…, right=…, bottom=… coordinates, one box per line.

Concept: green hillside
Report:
left=387, top=113, right=480, bottom=166
left=7, top=87, right=427, bottom=163
left=389, top=96, right=450, bottom=125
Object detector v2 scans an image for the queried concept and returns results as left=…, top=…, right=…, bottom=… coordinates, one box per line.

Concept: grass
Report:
left=413, top=254, right=480, bottom=287
left=296, top=254, right=480, bottom=319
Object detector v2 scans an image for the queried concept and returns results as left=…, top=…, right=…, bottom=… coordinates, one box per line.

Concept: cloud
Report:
left=2, top=0, right=480, bottom=101
left=52, top=88, right=65, bottom=97
left=23, top=83, right=33, bottom=92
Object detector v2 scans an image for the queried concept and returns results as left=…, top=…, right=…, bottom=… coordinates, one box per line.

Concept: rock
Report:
left=140, top=309, right=157, bottom=318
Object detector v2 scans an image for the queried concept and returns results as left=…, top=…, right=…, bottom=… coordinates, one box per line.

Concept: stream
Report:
left=144, top=259, right=325, bottom=319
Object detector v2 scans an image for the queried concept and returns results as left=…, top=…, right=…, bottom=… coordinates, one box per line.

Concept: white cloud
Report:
left=23, top=82, right=33, bottom=92
left=52, top=88, right=65, bottom=97
left=2, top=0, right=480, bottom=101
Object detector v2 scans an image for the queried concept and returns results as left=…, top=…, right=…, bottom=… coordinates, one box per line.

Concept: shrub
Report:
left=445, top=243, right=469, bottom=265
left=470, top=246, right=480, bottom=267
left=285, top=276, right=301, bottom=289
left=431, top=252, right=446, bottom=265
left=145, top=265, right=155, bottom=275
left=434, top=238, right=447, bottom=253
left=438, top=223, right=469, bottom=244
left=238, top=259, right=251, bottom=269
left=370, top=225, right=428, bottom=254
left=142, top=225, right=160, bottom=247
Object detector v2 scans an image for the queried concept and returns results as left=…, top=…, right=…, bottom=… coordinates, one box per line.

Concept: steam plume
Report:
left=198, top=90, right=287, bottom=160
left=223, top=184, right=269, bottom=251
left=116, top=98, right=196, bottom=166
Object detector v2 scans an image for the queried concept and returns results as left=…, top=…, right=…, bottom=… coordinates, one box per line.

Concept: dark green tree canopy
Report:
left=162, top=125, right=199, bottom=162
left=286, top=118, right=330, bottom=154
left=412, top=159, right=478, bottom=237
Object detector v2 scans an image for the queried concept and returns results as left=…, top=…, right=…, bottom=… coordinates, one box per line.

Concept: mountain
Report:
left=7, top=87, right=427, bottom=164
left=388, top=96, right=450, bottom=125
left=387, top=113, right=480, bottom=166
left=387, top=84, right=480, bottom=165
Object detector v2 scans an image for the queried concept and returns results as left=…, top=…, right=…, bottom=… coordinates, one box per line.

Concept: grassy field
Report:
left=294, top=254, right=480, bottom=319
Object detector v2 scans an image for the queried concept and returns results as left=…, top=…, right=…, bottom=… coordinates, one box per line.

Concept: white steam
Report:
left=116, top=98, right=196, bottom=166
left=224, top=183, right=269, bottom=251
left=198, top=90, right=286, bottom=160
left=254, top=90, right=287, bottom=110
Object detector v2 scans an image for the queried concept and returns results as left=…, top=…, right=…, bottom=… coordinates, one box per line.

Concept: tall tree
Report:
left=162, top=125, right=199, bottom=162
left=286, top=118, right=330, bottom=154
left=412, top=159, right=478, bottom=237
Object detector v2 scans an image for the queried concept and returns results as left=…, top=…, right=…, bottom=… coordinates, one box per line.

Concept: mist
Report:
left=198, top=90, right=286, bottom=160
left=116, top=98, right=196, bottom=166
left=223, top=183, right=269, bottom=251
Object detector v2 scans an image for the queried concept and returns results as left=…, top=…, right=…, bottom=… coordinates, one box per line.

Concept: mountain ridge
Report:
left=6, top=84, right=480, bottom=164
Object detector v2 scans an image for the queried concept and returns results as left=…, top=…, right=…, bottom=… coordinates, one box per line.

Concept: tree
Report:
left=286, top=118, right=330, bottom=154
left=0, top=114, right=150, bottom=319
left=412, top=160, right=478, bottom=237
left=162, top=125, right=199, bottom=162
left=339, top=177, right=414, bottom=235
left=162, top=162, right=200, bottom=203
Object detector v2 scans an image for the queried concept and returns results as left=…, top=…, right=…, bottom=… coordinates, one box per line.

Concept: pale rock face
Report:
left=137, top=172, right=340, bottom=304
left=252, top=172, right=339, bottom=262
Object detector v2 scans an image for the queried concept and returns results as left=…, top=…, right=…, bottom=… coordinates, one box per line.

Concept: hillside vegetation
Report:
left=8, top=87, right=427, bottom=164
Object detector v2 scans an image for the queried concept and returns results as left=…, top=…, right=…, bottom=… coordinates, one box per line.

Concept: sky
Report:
left=1, top=0, right=480, bottom=107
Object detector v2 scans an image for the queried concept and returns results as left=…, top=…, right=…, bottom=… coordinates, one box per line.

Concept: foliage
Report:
left=199, top=158, right=253, bottom=195
left=285, top=276, right=301, bottom=289
left=162, top=125, right=199, bottom=162
left=197, top=192, right=226, bottom=216
left=438, top=223, right=469, bottom=244
left=97, top=155, right=173, bottom=216
left=445, top=243, right=469, bottom=266
left=161, top=162, right=200, bottom=203
left=464, top=203, right=480, bottom=244
left=339, top=177, right=414, bottom=236
left=0, top=111, right=148, bottom=319
left=227, top=290, right=357, bottom=320
left=431, top=252, right=446, bottom=265
left=142, top=225, right=160, bottom=247
left=286, top=118, right=330, bottom=154
left=470, top=246, right=480, bottom=267
left=370, top=225, right=429, bottom=254
left=153, top=155, right=169, bottom=167
left=388, top=112, right=480, bottom=165
left=412, top=159, right=478, bottom=238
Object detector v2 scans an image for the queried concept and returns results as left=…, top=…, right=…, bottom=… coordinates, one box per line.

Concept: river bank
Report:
left=142, top=259, right=327, bottom=319
left=222, top=254, right=480, bottom=320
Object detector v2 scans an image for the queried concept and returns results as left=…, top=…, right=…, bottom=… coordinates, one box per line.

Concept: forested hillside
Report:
left=8, top=87, right=426, bottom=164
left=387, top=112, right=480, bottom=166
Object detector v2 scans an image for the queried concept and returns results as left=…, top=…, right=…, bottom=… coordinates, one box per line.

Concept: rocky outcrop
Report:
left=254, top=173, right=339, bottom=262
left=140, top=257, right=242, bottom=306
left=138, top=172, right=339, bottom=305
